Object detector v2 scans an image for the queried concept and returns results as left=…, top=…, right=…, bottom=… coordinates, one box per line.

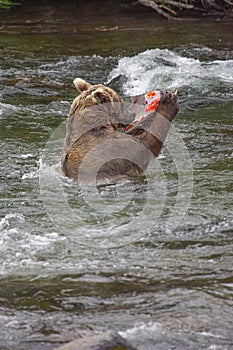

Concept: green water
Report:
left=0, top=5, right=233, bottom=350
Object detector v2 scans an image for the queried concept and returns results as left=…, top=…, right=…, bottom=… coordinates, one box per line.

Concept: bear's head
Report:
left=69, top=78, right=135, bottom=127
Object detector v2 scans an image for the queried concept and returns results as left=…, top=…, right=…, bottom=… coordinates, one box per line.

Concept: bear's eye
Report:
left=94, top=91, right=110, bottom=104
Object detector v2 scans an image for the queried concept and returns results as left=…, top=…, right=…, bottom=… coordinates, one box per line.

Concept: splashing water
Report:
left=108, top=48, right=233, bottom=99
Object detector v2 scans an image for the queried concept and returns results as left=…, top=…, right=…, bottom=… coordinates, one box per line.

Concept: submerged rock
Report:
left=54, top=330, right=138, bottom=350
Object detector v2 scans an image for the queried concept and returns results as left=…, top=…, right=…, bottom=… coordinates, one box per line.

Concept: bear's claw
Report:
left=157, top=91, right=179, bottom=121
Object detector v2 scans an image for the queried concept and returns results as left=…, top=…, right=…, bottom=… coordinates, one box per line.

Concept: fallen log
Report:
left=137, top=0, right=233, bottom=19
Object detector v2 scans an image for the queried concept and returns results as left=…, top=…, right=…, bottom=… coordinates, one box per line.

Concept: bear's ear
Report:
left=73, top=78, right=91, bottom=92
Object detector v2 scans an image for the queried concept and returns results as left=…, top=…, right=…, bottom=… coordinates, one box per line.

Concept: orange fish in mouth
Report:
left=145, top=90, right=161, bottom=114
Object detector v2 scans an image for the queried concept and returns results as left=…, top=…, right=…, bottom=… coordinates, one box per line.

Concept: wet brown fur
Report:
left=61, top=78, right=178, bottom=183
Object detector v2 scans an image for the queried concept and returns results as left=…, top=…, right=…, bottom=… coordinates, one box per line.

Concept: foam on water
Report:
left=21, top=170, right=38, bottom=180
left=108, top=48, right=233, bottom=98
left=120, top=321, right=163, bottom=340
left=119, top=321, right=231, bottom=350
left=0, top=211, right=67, bottom=276
left=0, top=102, right=19, bottom=118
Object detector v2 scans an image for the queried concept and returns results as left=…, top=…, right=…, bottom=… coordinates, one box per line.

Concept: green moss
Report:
left=0, top=0, right=20, bottom=9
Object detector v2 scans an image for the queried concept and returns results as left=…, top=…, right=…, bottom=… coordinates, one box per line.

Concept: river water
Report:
left=0, top=6, right=233, bottom=350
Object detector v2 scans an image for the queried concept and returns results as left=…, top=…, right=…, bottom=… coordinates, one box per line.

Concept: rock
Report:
left=54, top=330, right=138, bottom=350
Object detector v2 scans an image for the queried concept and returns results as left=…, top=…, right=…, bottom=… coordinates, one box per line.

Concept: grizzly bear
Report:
left=61, top=78, right=178, bottom=183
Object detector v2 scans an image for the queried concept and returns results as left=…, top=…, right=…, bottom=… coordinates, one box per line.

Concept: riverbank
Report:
left=0, top=0, right=156, bottom=35
left=1, top=0, right=232, bottom=55
left=1, top=0, right=233, bottom=36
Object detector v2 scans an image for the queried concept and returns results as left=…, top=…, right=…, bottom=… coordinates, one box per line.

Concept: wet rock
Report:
left=54, top=330, right=137, bottom=350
